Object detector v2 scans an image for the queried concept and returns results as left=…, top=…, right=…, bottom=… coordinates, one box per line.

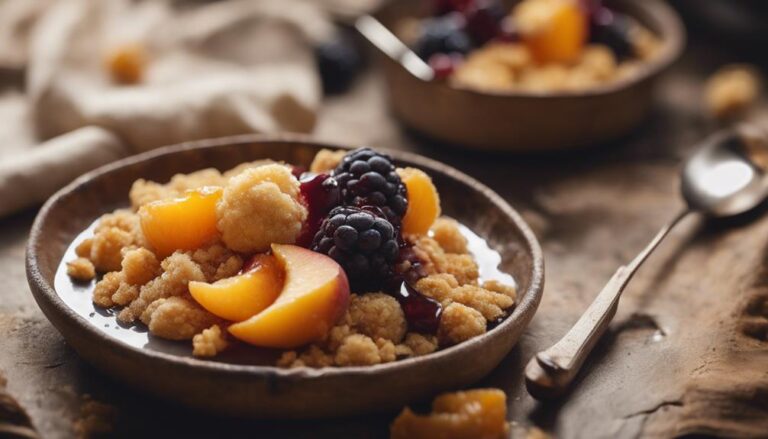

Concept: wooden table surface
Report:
left=1, top=15, right=767, bottom=438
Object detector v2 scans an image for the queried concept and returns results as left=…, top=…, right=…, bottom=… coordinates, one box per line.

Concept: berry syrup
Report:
left=296, top=173, right=341, bottom=247
left=387, top=244, right=443, bottom=335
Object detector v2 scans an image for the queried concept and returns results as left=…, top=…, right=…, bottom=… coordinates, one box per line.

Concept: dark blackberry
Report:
left=315, top=31, right=363, bottom=95
left=311, top=206, right=399, bottom=291
left=332, top=148, right=408, bottom=227
left=414, top=13, right=473, bottom=61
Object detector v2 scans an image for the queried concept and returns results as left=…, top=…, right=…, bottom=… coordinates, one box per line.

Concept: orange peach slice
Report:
left=514, top=0, right=587, bottom=64
left=228, top=244, right=350, bottom=349
left=189, top=255, right=283, bottom=322
left=398, top=168, right=441, bottom=236
left=139, top=187, right=222, bottom=258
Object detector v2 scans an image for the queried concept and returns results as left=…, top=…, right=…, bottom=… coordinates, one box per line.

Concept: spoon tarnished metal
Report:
left=525, top=124, right=768, bottom=399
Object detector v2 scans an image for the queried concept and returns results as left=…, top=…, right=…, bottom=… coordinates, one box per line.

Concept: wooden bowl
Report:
left=373, top=0, right=685, bottom=151
left=26, top=135, right=544, bottom=418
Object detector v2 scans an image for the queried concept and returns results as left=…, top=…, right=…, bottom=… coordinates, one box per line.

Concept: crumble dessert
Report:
left=66, top=147, right=517, bottom=366
left=402, top=0, right=661, bottom=92
left=390, top=388, right=509, bottom=439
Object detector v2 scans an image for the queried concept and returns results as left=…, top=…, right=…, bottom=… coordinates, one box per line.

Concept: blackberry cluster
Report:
left=332, top=148, right=408, bottom=227
left=311, top=206, right=399, bottom=291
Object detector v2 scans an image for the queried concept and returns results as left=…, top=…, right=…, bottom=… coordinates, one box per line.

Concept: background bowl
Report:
left=26, top=135, right=544, bottom=418
left=373, top=0, right=685, bottom=151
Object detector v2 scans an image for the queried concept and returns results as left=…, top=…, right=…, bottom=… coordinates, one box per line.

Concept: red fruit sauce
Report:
left=296, top=173, right=342, bottom=247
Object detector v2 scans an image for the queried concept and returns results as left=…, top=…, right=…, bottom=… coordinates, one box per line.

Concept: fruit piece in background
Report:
left=428, top=53, right=465, bottom=79
left=315, top=30, right=363, bottom=95
left=105, top=42, right=146, bottom=85
left=414, top=13, right=474, bottom=61
left=390, top=388, right=508, bottom=439
left=311, top=206, right=399, bottom=292
left=398, top=167, right=442, bottom=236
left=228, top=244, right=350, bottom=349
left=589, top=6, right=633, bottom=59
left=189, top=255, right=283, bottom=322
left=464, top=0, right=506, bottom=45
left=139, top=187, right=222, bottom=258
left=513, top=0, right=587, bottom=64
left=432, top=0, right=476, bottom=16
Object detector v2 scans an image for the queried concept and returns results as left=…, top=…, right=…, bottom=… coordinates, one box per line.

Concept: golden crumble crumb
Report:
left=323, top=324, right=354, bottom=352
left=346, top=293, right=407, bottom=343
left=438, top=303, right=486, bottom=346
left=121, top=252, right=205, bottom=324
left=309, top=149, right=346, bottom=173
left=90, top=227, right=134, bottom=272
left=444, top=254, right=479, bottom=285
left=121, top=248, right=160, bottom=286
left=111, top=283, right=139, bottom=306
left=167, top=168, right=224, bottom=193
left=483, top=280, right=517, bottom=301
left=221, top=160, right=278, bottom=180
left=411, top=236, right=448, bottom=275
left=403, top=333, right=438, bottom=356
left=705, top=64, right=762, bottom=119
left=93, top=272, right=123, bottom=307
left=277, top=351, right=299, bottom=368
left=415, top=273, right=460, bottom=305
left=430, top=218, right=468, bottom=254
left=67, top=258, right=96, bottom=282
left=376, top=338, right=397, bottom=363
left=129, top=179, right=175, bottom=209
left=192, top=325, right=228, bottom=357
left=451, top=285, right=513, bottom=321
left=296, top=345, right=335, bottom=368
left=75, top=238, right=93, bottom=258
left=143, top=296, right=217, bottom=340
left=189, top=242, right=243, bottom=282
left=576, top=45, right=616, bottom=80
left=216, top=164, right=307, bottom=253
left=334, top=334, right=383, bottom=366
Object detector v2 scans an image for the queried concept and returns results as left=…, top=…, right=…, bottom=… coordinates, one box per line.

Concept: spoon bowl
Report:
left=682, top=125, right=768, bottom=217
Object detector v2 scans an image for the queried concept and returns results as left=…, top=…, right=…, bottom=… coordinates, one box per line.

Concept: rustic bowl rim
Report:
left=26, top=134, right=544, bottom=381
left=376, top=0, right=686, bottom=99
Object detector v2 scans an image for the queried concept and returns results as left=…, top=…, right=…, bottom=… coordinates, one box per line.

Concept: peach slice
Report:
left=189, top=255, right=283, bottom=322
left=139, top=187, right=222, bottom=258
left=514, top=0, right=587, bottom=64
left=228, top=244, right=350, bottom=349
left=398, top=168, right=441, bottom=236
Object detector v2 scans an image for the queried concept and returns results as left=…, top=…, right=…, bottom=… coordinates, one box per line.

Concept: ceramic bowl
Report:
left=372, top=0, right=685, bottom=151
left=26, top=135, right=544, bottom=418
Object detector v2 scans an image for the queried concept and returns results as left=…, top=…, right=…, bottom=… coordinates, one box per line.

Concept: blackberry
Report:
left=311, top=206, right=399, bottom=291
left=333, top=148, right=408, bottom=227
left=414, top=13, right=473, bottom=61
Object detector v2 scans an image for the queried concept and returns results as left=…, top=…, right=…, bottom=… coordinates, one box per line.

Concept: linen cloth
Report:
left=0, top=0, right=335, bottom=216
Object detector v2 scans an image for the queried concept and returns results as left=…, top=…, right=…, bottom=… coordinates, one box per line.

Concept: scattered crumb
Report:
left=93, top=272, right=123, bottom=308
left=75, top=238, right=93, bottom=258
left=73, top=394, right=117, bottom=439
left=705, top=64, right=762, bottom=119
left=309, top=149, right=346, bottom=173
left=105, top=42, right=145, bottom=85
left=216, top=164, right=307, bottom=253
left=192, top=324, right=228, bottom=357
left=67, top=258, right=96, bottom=282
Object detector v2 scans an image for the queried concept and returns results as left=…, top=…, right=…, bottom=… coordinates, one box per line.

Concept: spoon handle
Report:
left=525, top=209, right=690, bottom=399
left=354, top=15, right=435, bottom=81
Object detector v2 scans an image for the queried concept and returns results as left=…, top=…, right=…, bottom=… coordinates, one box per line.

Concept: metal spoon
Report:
left=525, top=124, right=768, bottom=399
left=354, top=15, right=435, bottom=81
